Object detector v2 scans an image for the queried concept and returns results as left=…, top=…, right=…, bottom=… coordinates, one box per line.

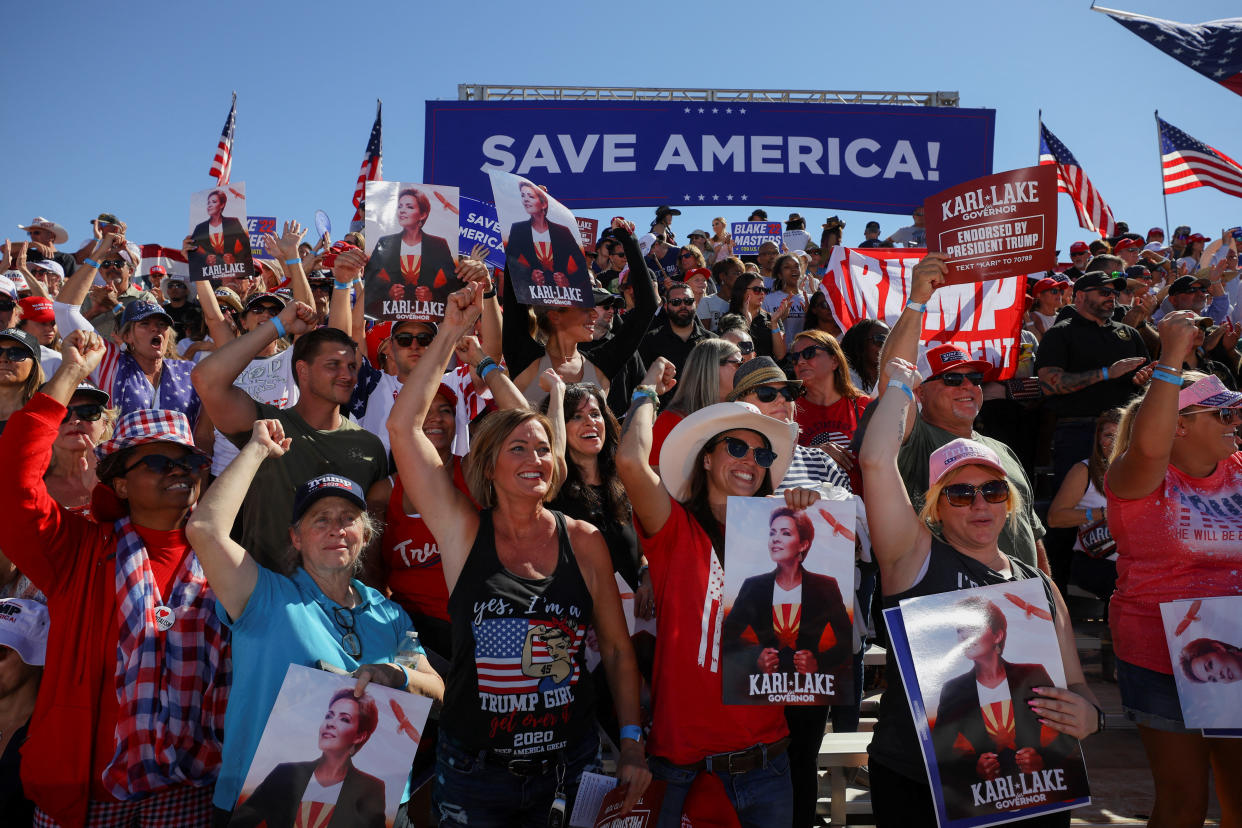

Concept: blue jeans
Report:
left=650, top=751, right=792, bottom=828
left=433, top=732, right=599, bottom=827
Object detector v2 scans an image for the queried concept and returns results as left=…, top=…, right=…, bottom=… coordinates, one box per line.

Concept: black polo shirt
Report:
left=638, top=318, right=713, bottom=380
left=1034, top=313, right=1149, bottom=418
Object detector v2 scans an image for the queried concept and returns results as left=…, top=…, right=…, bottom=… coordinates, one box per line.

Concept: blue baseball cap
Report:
left=291, top=474, right=367, bottom=523
left=120, top=300, right=173, bottom=328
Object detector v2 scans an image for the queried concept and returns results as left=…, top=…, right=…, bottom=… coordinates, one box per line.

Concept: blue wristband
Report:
left=1085, top=507, right=1094, bottom=524
left=396, top=664, right=410, bottom=691
left=480, top=362, right=502, bottom=380
left=284, top=258, right=300, bottom=266
left=334, top=280, right=353, bottom=291
left=887, top=379, right=914, bottom=401
left=905, top=300, right=927, bottom=313
left=270, top=316, right=287, bottom=339
left=1101, top=366, right=1109, bottom=380
left=1152, top=369, right=1182, bottom=387
left=112, top=303, right=124, bottom=314
left=619, top=725, right=644, bottom=743
left=84, top=257, right=100, bottom=269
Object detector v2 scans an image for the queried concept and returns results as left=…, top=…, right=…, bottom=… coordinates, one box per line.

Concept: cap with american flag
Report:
left=1157, top=114, right=1242, bottom=199
left=351, top=100, right=383, bottom=231
left=1038, top=120, right=1116, bottom=238
left=209, top=92, right=237, bottom=186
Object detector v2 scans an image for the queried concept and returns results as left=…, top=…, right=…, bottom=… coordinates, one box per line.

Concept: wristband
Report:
left=478, top=359, right=502, bottom=380
left=113, top=303, right=124, bottom=314
left=284, top=258, right=301, bottom=266
left=84, top=257, right=100, bottom=269
left=1101, top=366, right=1109, bottom=381
left=395, top=664, right=410, bottom=691
left=334, top=280, right=353, bottom=291
left=905, top=299, right=927, bottom=313
left=632, top=387, right=658, bottom=411
left=886, top=379, right=914, bottom=401
left=1085, top=507, right=1094, bottom=524
left=270, top=316, right=287, bottom=339
left=482, top=288, right=497, bottom=299
left=1152, top=368, right=1183, bottom=387
left=619, top=725, right=644, bottom=743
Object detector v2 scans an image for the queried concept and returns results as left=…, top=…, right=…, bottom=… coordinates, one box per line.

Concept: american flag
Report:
left=1098, top=7, right=1242, bottom=98
left=1157, top=115, right=1242, bottom=198
left=351, top=100, right=383, bottom=229
left=138, top=244, right=189, bottom=279
left=1038, top=122, right=1116, bottom=237
left=474, top=617, right=583, bottom=695
left=209, top=93, right=237, bottom=185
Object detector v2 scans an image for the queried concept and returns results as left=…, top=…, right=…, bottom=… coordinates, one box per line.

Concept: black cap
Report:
left=291, top=474, right=367, bottom=523
left=1169, top=275, right=1211, bottom=294
left=244, top=292, right=288, bottom=312
left=655, top=205, right=681, bottom=218
left=70, top=381, right=110, bottom=406
left=1073, top=271, right=1127, bottom=293
left=591, top=286, right=622, bottom=308
left=0, top=328, right=40, bottom=367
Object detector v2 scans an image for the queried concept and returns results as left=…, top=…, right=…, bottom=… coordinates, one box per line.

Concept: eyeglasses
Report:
left=789, top=345, right=828, bottom=363
left=0, top=346, right=31, bottom=362
left=747, top=286, right=767, bottom=295
left=666, top=297, right=694, bottom=308
left=710, top=435, right=777, bottom=468
left=0, top=301, right=14, bottom=312
left=940, top=480, right=1009, bottom=507
left=99, top=259, right=125, bottom=269
left=393, top=331, right=434, bottom=348
left=120, top=453, right=211, bottom=476
left=868, top=334, right=888, bottom=345
left=63, top=404, right=104, bottom=423
left=333, top=606, right=362, bottom=658
left=248, top=304, right=282, bottom=316
left=1183, top=407, right=1242, bottom=425
left=736, top=341, right=755, bottom=355
left=719, top=355, right=743, bottom=367
left=750, top=385, right=801, bottom=403
left=1088, top=288, right=1120, bottom=298
left=928, top=371, right=985, bottom=387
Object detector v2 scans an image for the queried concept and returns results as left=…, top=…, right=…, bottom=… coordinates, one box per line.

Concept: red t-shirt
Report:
left=648, top=410, right=686, bottom=467
left=1107, top=453, right=1242, bottom=673
left=381, top=462, right=471, bottom=622
left=794, top=395, right=871, bottom=449
left=638, top=501, right=787, bottom=764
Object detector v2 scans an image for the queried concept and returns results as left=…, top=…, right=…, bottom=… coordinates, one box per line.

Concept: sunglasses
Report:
left=248, top=304, right=282, bottom=316
left=940, top=479, right=1009, bottom=507
left=680, top=253, right=698, bottom=260
left=1183, top=407, right=1242, bottom=425
left=666, top=297, right=694, bottom=308
left=736, top=341, right=755, bottom=355
left=393, top=331, right=434, bottom=348
left=711, top=435, right=777, bottom=468
left=750, top=385, right=801, bottom=403
left=928, top=371, right=985, bottom=387
left=0, top=301, right=14, bottom=312
left=121, top=453, right=211, bottom=476
left=99, top=259, right=126, bottom=269
left=719, top=355, right=743, bottom=367
left=333, top=606, right=362, bottom=659
left=0, top=346, right=31, bottom=362
left=789, top=345, right=828, bottom=363
left=748, top=285, right=767, bottom=295
left=1089, top=288, right=1120, bottom=298
left=868, top=334, right=888, bottom=345
left=63, top=404, right=104, bottom=423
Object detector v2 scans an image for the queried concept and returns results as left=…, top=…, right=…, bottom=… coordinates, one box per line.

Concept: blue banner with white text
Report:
left=424, top=100, right=995, bottom=215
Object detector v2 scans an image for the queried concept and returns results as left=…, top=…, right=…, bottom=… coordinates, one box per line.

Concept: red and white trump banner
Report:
left=821, top=247, right=1024, bottom=380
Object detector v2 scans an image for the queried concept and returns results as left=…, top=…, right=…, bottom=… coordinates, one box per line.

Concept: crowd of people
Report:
left=0, top=204, right=1235, bottom=828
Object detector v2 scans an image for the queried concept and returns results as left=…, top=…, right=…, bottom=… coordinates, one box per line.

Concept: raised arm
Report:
left=56, top=233, right=123, bottom=308
left=389, top=281, right=484, bottom=594
left=501, top=266, right=546, bottom=377
left=588, top=225, right=659, bottom=379
left=194, top=280, right=236, bottom=347
left=615, top=358, right=677, bottom=534
left=858, top=358, right=929, bottom=593
left=185, top=420, right=288, bottom=620
left=264, top=221, right=313, bottom=310
left=192, top=300, right=317, bottom=435
left=327, top=248, right=367, bottom=335
left=1107, top=311, right=1197, bottom=499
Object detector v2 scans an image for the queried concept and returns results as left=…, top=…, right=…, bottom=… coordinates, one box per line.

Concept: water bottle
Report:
left=395, top=630, right=422, bottom=671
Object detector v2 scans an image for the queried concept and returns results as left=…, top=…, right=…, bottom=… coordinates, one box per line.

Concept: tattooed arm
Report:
left=1037, top=357, right=1147, bottom=395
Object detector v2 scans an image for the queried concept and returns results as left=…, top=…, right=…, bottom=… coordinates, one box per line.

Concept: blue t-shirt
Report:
left=212, top=566, right=416, bottom=811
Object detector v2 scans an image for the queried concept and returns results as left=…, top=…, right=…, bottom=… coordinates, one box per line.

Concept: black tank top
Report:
left=442, top=509, right=597, bottom=756
left=868, top=537, right=1056, bottom=781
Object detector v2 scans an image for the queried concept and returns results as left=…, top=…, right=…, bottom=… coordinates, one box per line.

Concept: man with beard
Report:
left=638, top=282, right=711, bottom=388
left=1036, top=271, right=1149, bottom=488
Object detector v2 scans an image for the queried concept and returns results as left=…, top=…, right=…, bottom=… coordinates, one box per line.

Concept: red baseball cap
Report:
left=1030, top=277, right=1064, bottom=296
left=365, top=321, right=393, bottom=367
left=149, top=265, right=167, bottom=277
left=17, top=297, right=55, bottom=324
left=1188, top=233, right=1209, bottom=243
left=1113, top=238, right=1143, bottom=252
left=1069, top=241, right=1090, bottom=255
left=925, top=343, right=992, bottom=379
left=685, top=267, right=711, bottom=282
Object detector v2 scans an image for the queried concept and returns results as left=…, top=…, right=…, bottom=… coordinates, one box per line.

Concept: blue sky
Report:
left=5, top=0, right=1241, bottom=256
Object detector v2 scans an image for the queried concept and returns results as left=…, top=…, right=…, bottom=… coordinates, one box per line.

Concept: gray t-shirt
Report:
left=896, top=417, right=1043, bottom=569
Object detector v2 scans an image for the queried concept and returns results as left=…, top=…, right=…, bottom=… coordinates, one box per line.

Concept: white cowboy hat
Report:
left=17, top=217, right=69, bottom=245
left=658, top=402, right=797, bottom=502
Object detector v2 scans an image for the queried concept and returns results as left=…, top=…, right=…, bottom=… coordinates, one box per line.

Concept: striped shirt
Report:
left=778, top=444, right=852, bottom=494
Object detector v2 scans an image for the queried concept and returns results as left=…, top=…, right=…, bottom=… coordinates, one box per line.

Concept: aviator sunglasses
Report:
left=710, top=435, right=777, bottom=468
left=940, top=480, right=1009, bottom=507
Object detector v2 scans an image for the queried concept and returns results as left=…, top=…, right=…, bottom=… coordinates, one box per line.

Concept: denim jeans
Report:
left=650, top=750, right=792, bottom=828
left=433, top=732, right=599, bottom=827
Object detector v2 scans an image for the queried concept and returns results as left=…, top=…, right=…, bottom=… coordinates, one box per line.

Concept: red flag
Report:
left=209, top=93, right=237, bottom=185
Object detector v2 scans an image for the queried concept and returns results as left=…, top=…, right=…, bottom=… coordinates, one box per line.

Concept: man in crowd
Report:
left=884, top=207, right=925, bottom=247
left=349, top=318, right=436, bottom=454
left=1114, top=237, right=1143, bottom=269
left=756, top=240, right=779, bottom=287
left=639, top=282, right=711, bottom=383
left=783, top=214, right=812, bottom=252
left=17, top=217, right=76, bottom=280
left=162, top=275, right=199, bottom=340
left=1154, top=272, right=1230, bottom=324
left=878, top=253, right=1049, bottom=575
left=1062, top=241, right=1091, bottom=280
left=857, top=221, right=884, bottom=248
left=650, top=205, right=680, bottom=241
left=82, top=251, right=155, bottom=338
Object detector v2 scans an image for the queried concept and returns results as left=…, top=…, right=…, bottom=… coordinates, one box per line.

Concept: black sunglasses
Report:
left=0, top=301, right=15, bottom=312
left=334, top=606, right=362, bottom=658
left=63, top=404, right=104, bottom=423
left=789, top=345, right=828, bottom=363
left=666, top=297, right=694, bottom=308
left=929, top=371, right=985, bottom=387
left=751, top=385, right=801, bottom=403
left=393, top=331, right=434, bottom=348
left=121, top=453, right=211, bottom=476
left=680, top=253, right=698, bottom=260
left=736, top=341, right=755, bottom=355
left=1183, top=407, right=1242, bottom=425
left=940, top=480, right=1009, bottom=507
left=719, top=354, right=743, bottom=367
left=248, top=304, right=282, bottom=316
left=99, top=259, right=126, bottom=269
left=747, top=285, right=767, bottom=294
left=0, top=346, right=31, bottom=362
left=711, top=435, right=777, bottom=468
left=868, top=334, right=888, bottom=345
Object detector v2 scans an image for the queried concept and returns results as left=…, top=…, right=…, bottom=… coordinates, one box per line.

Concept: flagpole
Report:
left=1155, top=111, right=1170, bottom=238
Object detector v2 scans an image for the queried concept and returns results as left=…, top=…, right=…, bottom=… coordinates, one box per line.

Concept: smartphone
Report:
left=1229, top=226, right=1242, bottom=241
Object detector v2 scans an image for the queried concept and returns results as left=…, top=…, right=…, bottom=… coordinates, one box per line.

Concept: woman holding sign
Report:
left=859, top=312, right=1101, bottom=825
left=1105, top=310, right=1242, bottom=828
left=364, top=187, right=460, bottom=318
